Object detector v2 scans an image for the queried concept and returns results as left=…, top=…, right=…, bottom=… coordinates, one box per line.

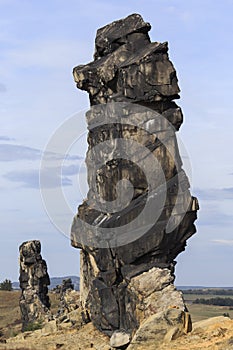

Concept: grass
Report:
left=183, top=294, right=233, bottom=322
left=187, top=303, right=233, bottom=322
left=0, top=290, right=61, bottom=339
left=0, top=290, right=21, bottom=338
left=49, top=292, right=61, bottom=314
left=23, top=320, right=43, bottom=332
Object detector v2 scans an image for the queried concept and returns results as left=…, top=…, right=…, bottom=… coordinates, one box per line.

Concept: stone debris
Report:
left=71, top=13, right=199, bottom=347
left=110, top=330, right=131, bottom=348
left=3, top=315, right=233, bottom=350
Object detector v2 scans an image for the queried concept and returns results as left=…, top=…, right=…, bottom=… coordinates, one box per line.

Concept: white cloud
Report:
left=212, top=240, right=233, bottom=246
left=3, top=168, right=73, bottom=189
left=0, top=144, right=41, bottom=161
left=196, top=187, right=233, bottom=201
left=0, top=143, right=83, bottom=162
left=0, top=135, right=13, bottom=141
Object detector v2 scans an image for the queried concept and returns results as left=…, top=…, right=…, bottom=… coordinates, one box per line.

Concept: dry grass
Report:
left=49, top=292, right=61, bottom=314
left=187, top=303, right=233, bottom=322
left=0, top=291, right=62, bottom=341
left=183, top=294, right=233, bottom=322
left=0, top=290, right=21, bottom=338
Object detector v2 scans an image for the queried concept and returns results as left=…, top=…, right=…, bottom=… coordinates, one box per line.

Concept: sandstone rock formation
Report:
left=56, top=279, right=80, bottom=322
left=19, top=240, right=51, bottom=330
left=53, top=278, right=74, bottom=295
left=71, top=13, right=199, bottom=347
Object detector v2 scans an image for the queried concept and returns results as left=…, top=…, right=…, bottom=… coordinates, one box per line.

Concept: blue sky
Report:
left=0, top=0, right=233, bottom=286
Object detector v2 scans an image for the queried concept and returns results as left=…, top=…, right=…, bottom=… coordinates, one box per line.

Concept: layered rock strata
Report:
left=71, top=13, right=199, bottom=347
left=19, top=240, right=51, bottom=330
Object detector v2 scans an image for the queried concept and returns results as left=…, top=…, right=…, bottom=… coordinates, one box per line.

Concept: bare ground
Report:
left=1, top=291, right=233, bottom=350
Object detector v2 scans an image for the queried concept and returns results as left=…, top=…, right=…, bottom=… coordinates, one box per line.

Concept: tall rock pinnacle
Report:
left=71, top=13, right=199, bottom=348
left=19, top=240, right=51, bottom=330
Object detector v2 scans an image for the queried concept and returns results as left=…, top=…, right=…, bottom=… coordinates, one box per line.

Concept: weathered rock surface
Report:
left=54, top=278, right=74, bottom=295
left=71, top=13, right=199, bottom=346
left=127, top=308, right=190, bottom=349
left=19, top=240, right=51, bottom=330
left=56, top=288, right=80, bottom=321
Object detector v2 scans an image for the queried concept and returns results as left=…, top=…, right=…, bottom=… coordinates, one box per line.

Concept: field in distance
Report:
left=182, top=289, right=233, bottom=322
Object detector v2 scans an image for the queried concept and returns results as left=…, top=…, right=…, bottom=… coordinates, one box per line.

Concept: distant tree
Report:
left=0, top=279, right=13, bottom=291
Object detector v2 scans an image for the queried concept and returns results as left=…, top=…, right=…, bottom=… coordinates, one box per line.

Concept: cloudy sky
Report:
left=0, top=0, right=233, bottom=286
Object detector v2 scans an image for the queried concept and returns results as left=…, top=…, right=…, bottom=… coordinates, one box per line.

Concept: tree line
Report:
left=0, top=279, right=12, bottom=291
left=194, top=297, right=233, bottom=306
left=182, top=289, right=233, bottom=296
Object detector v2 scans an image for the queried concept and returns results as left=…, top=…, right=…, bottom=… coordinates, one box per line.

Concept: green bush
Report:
left=0, top=279, right=12, bottom=291
left=23, top=320, right=43, bottom=332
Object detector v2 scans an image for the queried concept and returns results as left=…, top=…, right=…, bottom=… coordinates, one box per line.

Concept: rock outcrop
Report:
left=19, top=240, right=51, bottom=330
left=53, top=278, right=74, bottom=295
left=4, top=315, right=233, bottom=350
left=71, top=13, right=199, bottom=347
left=56, top=279, right=80, bottom=321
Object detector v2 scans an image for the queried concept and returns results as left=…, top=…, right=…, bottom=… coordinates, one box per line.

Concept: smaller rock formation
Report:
left=19, top=240, right=51, bottom=330
left=56, top=279, right=80, bottom=321
left=54, top=278, right=74, bottom=295
left=55, top=289, right=81, bottom=330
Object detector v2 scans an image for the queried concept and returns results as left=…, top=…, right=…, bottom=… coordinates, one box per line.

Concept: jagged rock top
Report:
left=73, top=13, right=180, bottom=105
left=95, top=13, right=151, bottom=58
left=19, top=240, right=42, bottom=264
